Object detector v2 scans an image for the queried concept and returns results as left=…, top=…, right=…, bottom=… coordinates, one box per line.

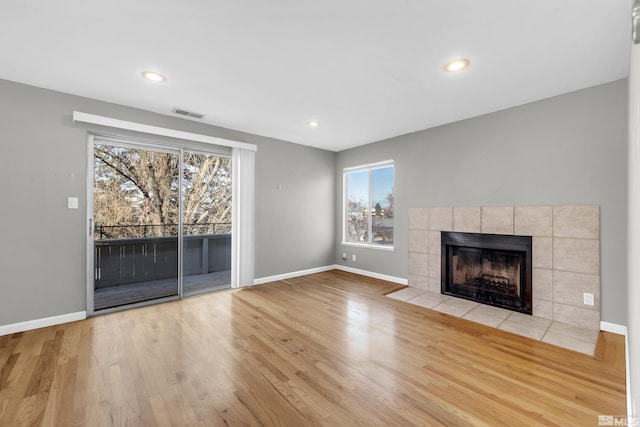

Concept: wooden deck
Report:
left=0, top=270, right=627, bottom=426
left=94, top=270, right=231, bottom=310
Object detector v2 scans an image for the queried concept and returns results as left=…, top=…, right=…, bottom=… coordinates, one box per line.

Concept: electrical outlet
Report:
left=583, top=293, right=595, bottom=306
left=352, top=254, right=356, bottom=262
left=342, top=252, right=347, bottom=260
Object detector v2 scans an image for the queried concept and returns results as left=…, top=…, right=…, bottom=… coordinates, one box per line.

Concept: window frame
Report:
left=342, top=159, right=394, bottom=250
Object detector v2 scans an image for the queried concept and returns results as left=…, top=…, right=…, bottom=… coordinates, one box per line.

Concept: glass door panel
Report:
left=182, top=151, right=232, bottom=296
left=93, top=142, right=180, bottom=310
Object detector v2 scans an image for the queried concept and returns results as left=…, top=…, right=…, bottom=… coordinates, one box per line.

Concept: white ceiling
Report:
left=0, top=1, right=632, bottom=152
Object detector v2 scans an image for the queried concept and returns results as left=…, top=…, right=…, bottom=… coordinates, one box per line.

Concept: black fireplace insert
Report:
left=441, top=232, right=532, bottom=314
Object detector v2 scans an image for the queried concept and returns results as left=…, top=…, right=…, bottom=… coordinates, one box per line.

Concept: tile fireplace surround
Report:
left=407, top=205, right=600, bottom=335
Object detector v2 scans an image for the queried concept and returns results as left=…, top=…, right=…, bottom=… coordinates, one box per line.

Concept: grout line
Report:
left=460, top=304, right=480, bottom=317
left=511, top=205, right=515, bottom=235
left=431, top=301, right=446, bottom=311
left=541, top=320, right=554, bottom=340
left=496, top=312, right=513, bottom=329
left=405, top=291, right=429, bottom=302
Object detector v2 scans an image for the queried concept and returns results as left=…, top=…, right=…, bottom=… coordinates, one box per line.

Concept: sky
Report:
left=347, top=166, right=393, bottom=207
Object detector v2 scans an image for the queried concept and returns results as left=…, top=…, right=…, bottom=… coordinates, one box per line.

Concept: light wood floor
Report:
left=0, top=270, right=626, bottom=426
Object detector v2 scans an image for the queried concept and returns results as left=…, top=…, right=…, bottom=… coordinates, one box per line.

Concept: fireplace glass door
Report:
left=441, top=232, right=532, bottom=314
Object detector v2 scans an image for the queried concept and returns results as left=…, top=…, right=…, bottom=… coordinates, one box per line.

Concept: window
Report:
left=343, top=160, right=394, bottom=248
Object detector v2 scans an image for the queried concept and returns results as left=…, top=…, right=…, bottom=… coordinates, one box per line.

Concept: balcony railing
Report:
left=95, top=223, right=231, bottom=239
left=94, top=233, right=231, bottom=289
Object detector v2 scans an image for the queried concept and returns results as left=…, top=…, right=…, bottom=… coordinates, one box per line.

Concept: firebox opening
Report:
left=441, top=232, right=532, bottom=315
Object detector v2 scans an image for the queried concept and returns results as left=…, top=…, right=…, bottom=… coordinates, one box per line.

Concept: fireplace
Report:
left=441, top=232, right=532, bottom=314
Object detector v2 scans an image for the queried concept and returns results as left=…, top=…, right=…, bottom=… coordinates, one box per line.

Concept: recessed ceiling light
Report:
left=141, top=70, right=167, bottom=83
left=307, top=120, right=320, bottom=128
left=443, top=58, right=470, bottom=73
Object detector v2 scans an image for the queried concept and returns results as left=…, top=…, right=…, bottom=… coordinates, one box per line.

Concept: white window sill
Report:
left=341, top=242, right=395, bottom=251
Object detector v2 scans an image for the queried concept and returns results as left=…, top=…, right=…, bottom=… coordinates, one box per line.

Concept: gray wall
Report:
left=335, top=80, right=628, bottom=326
left=0, top=79, right=335, bottom=326
left=0, top=77, right=628, bottom=327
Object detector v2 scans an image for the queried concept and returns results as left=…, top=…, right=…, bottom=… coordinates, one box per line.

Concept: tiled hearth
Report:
left=405, top=205, right=601, bottom=355
left=386, top=286, right=599, bottom=355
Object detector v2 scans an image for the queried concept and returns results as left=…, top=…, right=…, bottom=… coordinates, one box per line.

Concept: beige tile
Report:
left=553, top=303, right=600, bottom=330
left=463, top=311, right=505, bottom=328
left=498, top=313, right=551, bottom=340
left=532, top=299, right=554, bottom=320
left=514, top=206, right=552, bottom=237
left=409, top=208, right=429, bottom=230
left=533, top=237, right=553, bottom=269
left=544, top=321, right=599, bottom=343
left=431, top=298, right=479, bottom=317
left=386, top=292, right=409, bottom=301
left=408, top=229, right=429, bottom=253
left=408, top=297, right=440, bottom=310
left=453, top=207, right=481, bottom=233
left=408, top=252, right=429, bottom=276
left=542, top=322, right=598, bottom=355
left=429, top=207, right=453, bottom=231
left=506, top=312, right=553, bottom=330
left=553, top=205, right=600, bottom=239
left=553, top=238, right=600, bottom=275
left=533, top=268, right=553, bottom=301
left=467, top=303, right=513, bottom=320
left=428, top=231, right=441, bottom=255
left=553, top=271, right=600, bottom=307
left=428, top=277, right=442, bottom=293
left=482, top=206, right=514, bottom=235
left=408, top=274, right=429, bottom=290
left=541, top=331, right=596, bottom=356
left=386, top=287, right=427, bottom=301
left=498, top=322, right=547, bottom=341
left=407, top=291, right=451, bottom=309
left=428, top=255, right=441, bottom=279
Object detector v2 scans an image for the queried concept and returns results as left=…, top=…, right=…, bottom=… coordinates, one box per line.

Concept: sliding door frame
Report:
left=86, top=132, right=231, bottom=316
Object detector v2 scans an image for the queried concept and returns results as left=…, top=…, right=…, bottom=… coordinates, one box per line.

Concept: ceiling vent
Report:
left=172, top=108, right=204, bottom=119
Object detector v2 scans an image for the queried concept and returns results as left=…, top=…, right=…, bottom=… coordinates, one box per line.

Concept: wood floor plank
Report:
left=0, top=270, right=627, bottom=426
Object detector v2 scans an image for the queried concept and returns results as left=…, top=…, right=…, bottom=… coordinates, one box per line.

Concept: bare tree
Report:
left=385, top=191, right=394, bottom=218
left=94, top=145, right=231, bottom=239
left=346, top=195, right=368, bottom=243
left=182, top=152, right=232, bottom=235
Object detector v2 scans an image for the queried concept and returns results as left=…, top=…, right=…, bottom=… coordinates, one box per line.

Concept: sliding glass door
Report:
left=92, top=140, right=180, bottom=310
left=89, top=136, right=232, bottom=312
left=182, top=151, right=232, bottom=297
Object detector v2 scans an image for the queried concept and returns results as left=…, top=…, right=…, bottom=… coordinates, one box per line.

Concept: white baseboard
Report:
left=334, top=265, right=408, bottom=285
left=253, top=265, right=336, bottom=285
left=598, top=322, right=631, bottom=416
left=626, top=333, right=632, bottom=417
left=600, top=321, right=628, bottom=336
left=0, top=311, right=87, bottom=336
left=254, top=265, right=408, bottom=286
